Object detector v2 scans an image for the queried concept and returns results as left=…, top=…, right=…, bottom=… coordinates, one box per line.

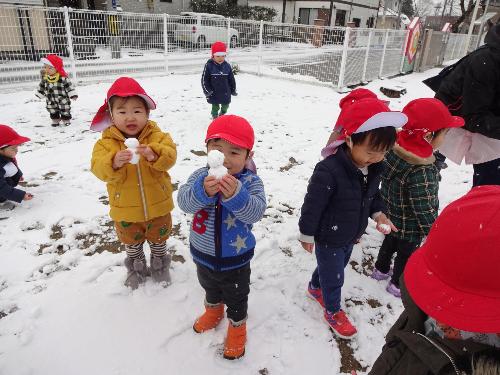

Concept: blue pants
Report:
left=310, top=243, right=354, bottom=314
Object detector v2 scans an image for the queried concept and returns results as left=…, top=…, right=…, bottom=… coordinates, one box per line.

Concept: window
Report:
left=353, top=17, right=360, bottom=27
left=160, top=0, right=172, bottom=2
left=366, top=16, right=374, bottom=28
left=335, top=9, right=346, bottom=26
left=298, top=8, right=310, bottom=25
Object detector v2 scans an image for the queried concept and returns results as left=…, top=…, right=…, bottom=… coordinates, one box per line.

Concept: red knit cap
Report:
left=398, top=98, right=464, bottom=158
left=0, top=124, right=30, bottom=148
left=40, top=54, right=67, bottom=77
left=205, top=115, right=254, bottom=150
left=211, top=41, right=227, bottom=57
left=405, top=185, right=500, bottom=333
left=90, top=77, right=156, bottom=132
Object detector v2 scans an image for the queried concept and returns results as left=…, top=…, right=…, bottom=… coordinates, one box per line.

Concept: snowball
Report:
left=124, top=138, right=140, bottom=164
left=207, top=150, right=227, bottom=179
left=378, top=223, right=391, bottom=234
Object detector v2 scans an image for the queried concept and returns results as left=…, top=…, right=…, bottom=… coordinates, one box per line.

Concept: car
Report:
left=174, top=12, right=239, bottom=48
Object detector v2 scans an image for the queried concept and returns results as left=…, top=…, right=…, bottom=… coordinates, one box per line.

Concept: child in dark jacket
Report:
left=299, top=89, right=407, bottom=338
left=0, top=125, right=33, bottom=205
left=369, top=186, right=500, bottom=375
left=201, top=41, right=237, bottom=119
left=35, top=54, right=78, bottom=127
left=177, top=115, right=266, bottom=360
left=371, top=99, right=464, bottom=298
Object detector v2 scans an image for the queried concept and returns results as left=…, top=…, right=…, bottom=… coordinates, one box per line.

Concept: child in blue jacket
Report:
left=177, top=115, right=265, bottom=360
left=201, top=41, right=237, bottom=119
left=0, top=124, right=33, bottom=205
left=299, top=89, right=407, bottom=339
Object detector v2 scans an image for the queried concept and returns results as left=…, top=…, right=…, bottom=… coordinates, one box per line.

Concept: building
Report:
left=247, top=0, right=379, bottom=28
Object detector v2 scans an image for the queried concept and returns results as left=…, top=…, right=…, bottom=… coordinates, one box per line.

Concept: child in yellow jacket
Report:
left=90, top=77, right=177, bottom=289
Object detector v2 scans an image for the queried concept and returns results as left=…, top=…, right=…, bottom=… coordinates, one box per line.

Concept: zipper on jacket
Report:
left=135, top=163, right=149, bottom=221
left=214, top=198, right=222, bottom=270
left=415, top=332, right=463, bottom=375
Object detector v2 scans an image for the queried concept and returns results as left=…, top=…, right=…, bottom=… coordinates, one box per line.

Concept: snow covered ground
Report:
left=0, top=70, right=472, bottom=375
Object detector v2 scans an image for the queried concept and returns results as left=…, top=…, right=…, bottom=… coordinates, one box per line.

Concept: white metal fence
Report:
left=0, top=4, right=481, bottom=90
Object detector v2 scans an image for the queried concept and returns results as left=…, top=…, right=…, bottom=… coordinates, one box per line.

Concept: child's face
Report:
left=213, top=55, right=226, bottom=64
left=111, top=96, right=149, bottom=137
left=44, top=64, right=57, bottom=76
left=346, top=136, right=388, bottom=168
left=0, top=145, right=18, bottom=159
left=207, top=139, right=251, bottom=175
left=429, top=128, right=450, bottom=150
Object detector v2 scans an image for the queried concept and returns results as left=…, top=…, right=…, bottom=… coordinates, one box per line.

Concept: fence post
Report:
left=362, top=29, right=373, bottom=82
left=399, top=29, right=409, bottom=74
left=337, top=27, right=350, bottom=89
left=258, top=20, right=263, bottom=76
left=63, top=6, right=77, bottom=82
left=379, top=29, right=389, bottom=78
left=227, top=18, right=231, bottom=51
left=163, top=13, right=169, bottom=74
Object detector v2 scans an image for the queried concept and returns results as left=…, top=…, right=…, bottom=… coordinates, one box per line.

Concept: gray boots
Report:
left=150, top=254, right=172, bottom=285
left=124, top=255, right=171, bottom=289
left=124, top=257, right=150, bottom=290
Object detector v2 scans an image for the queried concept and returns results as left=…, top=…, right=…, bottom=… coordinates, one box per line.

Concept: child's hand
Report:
left=203, top=175, right=219, bottom=197
left=219, top=174, right=238, bottom=199
left=300, top=241, right=314, bottom=253
left=136, top=145, right=157, bottom=162
left=113, top=150, right=133, bottom=169
left=23, top=193, right=34, bottom=201
left=375, top=213, right=398, bottom=234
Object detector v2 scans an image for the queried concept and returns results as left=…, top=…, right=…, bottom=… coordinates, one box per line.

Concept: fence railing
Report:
left=0, top=4, right=482, bottom=90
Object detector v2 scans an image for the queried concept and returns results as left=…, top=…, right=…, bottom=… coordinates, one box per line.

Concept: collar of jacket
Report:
left=103, top=120, right=159, bottom=142
left=393, top=144, right=436, bottom=165
left=335, top=144, right=384, bottom=179
left=0, top=154, right=13, bottom=166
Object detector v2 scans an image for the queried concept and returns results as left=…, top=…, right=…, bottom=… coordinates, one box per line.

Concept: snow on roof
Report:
left=377, top=7, right=411, bottom=25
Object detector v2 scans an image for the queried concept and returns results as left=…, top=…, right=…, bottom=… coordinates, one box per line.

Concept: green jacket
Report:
left=380, top=146, right=439, bottom=244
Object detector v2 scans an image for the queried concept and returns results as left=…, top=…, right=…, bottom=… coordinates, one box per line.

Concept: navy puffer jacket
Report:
left=201, top=59, right=236, bottom=105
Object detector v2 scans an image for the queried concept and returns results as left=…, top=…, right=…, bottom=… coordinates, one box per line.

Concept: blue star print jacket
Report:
left=177, top=167, right=266, bottom=271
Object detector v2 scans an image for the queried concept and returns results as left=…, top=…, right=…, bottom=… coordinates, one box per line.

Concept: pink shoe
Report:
left=386, top=282, right=401, bottom=298
left=307, top=282, right=325, bottom=308
left=371, top=268, right=390, bottom=281
left=324, top=310, right=357, bottom=338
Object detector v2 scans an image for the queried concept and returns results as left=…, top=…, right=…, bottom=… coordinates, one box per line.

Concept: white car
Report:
left=174, top=12, right=239, bottom=48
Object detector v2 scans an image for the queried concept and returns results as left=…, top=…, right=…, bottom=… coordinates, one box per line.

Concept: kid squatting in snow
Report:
left=35, top=54, right=78, bottom=127
left=90, top=77, right=177, bottom=290
left=299, top=89, right=407, bottom=338
left=201, top=41, right=237, bottom=120
left=177, top=115, right=266, bottom=360
left=0, top=124, right=33, bottom=205
left=371, top=98, right=464, bottom=298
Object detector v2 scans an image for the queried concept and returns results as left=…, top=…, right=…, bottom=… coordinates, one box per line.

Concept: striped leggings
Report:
left=125, top=241, right=167, bottom=260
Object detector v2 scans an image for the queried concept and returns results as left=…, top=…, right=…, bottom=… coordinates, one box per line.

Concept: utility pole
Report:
left=328, top=0, right=335, bottom=26
left=448, top=0, right=454, bottom=16
left=465, top=0, right=481, bottom=52
left=282, top=0, right=286, bottom=23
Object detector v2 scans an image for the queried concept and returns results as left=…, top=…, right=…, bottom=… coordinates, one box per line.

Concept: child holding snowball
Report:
left=371, top=98, right=464, bottom=298
left=299, top=89, right=407, bottom=339
left=90, top=77, right=177, bottom=290
left=177, top=115, right=266, bottom=360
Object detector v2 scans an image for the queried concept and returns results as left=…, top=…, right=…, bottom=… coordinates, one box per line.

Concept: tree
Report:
left=190, top=0, right=277, bottom=21
left=401, top=0, right=415, bottom=17
left=451, top=0, right=479, bottom=32
left=413, top=0, right=435, bottom=17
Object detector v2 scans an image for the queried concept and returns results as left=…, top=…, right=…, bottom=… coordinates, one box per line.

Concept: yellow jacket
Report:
left=91, top=120, right=177, bottom=223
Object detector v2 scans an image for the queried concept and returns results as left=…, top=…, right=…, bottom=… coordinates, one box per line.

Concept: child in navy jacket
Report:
left=0, top=124, right=33, bottom=205
left=177, top=115, right=265, bottom=360
left=201, top=41, right=237, bottom=119
left=299, top=89, right=407, bottom=338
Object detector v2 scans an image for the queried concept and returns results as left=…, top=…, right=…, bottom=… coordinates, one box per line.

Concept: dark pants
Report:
left=196, top=262, right=250, bottom=322
left=473, top=157, right=500, bottom=186
left=375, top=234, right=419, bottom=287
left=310, top=243, right=354, bottom=314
